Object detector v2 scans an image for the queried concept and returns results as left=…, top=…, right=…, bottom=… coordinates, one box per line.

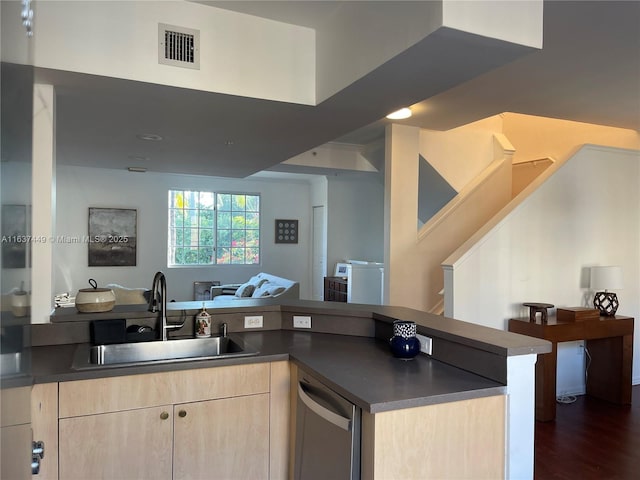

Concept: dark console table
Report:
left=324, top=276, right=347, bottom=302
left=508, top=314, right=633, bottom=422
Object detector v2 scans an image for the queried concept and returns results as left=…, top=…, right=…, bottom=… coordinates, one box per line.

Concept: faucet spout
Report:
left=149, top=271, right=168, bottom=340
left=149, top=271, right=185, bottom=341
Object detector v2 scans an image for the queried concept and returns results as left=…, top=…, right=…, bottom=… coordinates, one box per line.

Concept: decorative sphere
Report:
left=389, top=335, right=421, bottom=360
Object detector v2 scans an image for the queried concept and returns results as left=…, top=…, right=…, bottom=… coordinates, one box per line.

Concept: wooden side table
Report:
left=508, top=315, right=633, bottom=421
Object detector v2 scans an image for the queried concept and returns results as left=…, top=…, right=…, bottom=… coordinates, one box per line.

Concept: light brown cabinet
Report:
left=59, top=395, right=270, bottom=480
left=361, top=395, right=506, bottom=479
left=33, top=361, right=290, bottom=480
left=173, top=394, right=270, bottom=479
left=1, top=386, right=32, bottom=480
left=59, top=406, right=173, bottom=480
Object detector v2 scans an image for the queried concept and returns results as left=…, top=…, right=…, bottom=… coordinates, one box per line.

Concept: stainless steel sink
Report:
left=72, top=335, right=258, bottom=369
left=1, top=352, right=23, bottom=376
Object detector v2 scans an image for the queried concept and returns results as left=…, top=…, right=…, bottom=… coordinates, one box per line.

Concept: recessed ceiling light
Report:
left=136, top=133, right=163, bottom=141
left=386, top=108, right=412, bottom=120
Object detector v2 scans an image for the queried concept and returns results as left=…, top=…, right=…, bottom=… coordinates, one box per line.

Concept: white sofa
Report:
left=210, top=273, right=299, bottom=302
left=106, top=284, right=151, bottom=305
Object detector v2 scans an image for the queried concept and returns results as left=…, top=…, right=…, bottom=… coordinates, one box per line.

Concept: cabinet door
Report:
left=1, top=386, right=32, bottom=480
left=31, top=383, right=59, bottom=480
left=1, top=424, right=32, bottom=480
left=59, top=406, right=173, bottom=480
left=173, top=393, right=270, bottom=480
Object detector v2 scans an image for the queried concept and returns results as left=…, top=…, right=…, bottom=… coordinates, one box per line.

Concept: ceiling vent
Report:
left=158, top=23, right=200, bottom=70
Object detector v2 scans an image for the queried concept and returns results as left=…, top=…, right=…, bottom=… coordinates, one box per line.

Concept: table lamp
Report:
left=590, top=266, right=623, bottom=316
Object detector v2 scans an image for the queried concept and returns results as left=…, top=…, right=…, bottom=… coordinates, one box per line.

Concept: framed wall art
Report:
left=88, top=208, right=137, bottom=266
left=275, top=219, right=298, bottom=244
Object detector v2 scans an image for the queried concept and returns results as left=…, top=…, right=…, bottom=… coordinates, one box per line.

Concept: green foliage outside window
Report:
left=168, top=190, right=260, bottom=266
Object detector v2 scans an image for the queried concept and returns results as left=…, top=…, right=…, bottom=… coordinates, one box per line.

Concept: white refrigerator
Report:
left=335, top=261, right=384, bottom=305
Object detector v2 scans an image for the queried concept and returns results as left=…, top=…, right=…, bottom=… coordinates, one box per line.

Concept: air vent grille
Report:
left=158, top=23, right=200, bottom=70
left=165, top=30, right=194, bottom=63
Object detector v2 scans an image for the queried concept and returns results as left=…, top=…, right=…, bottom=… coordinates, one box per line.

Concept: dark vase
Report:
left=389, top=320, right=421, bottom=360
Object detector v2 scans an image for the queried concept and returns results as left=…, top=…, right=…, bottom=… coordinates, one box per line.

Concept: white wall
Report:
left=326, top=173, right=385, bottom=275
left=54, top=166, right=316, bottom=301
left=1, top=0, right=31, bottom=62
left=28, top=0, right=315, bottom=105
left=443, top=0, right=543, bottom=49
left=447, top=145, right=640, bottom=388
left=315, top=1, right=442, bottom=102
left=420, top=115, right=502, bottom=192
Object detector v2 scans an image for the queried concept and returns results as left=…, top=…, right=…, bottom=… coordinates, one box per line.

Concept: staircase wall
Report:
left=444, top=145, right=640, bottom=388
left=503, top=112, right=640, bottom=162
left=512, top=158, right=554, bottom=197
left=384, top=121, right=511, bottom=311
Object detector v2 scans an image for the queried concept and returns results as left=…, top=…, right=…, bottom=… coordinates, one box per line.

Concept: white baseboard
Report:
left=559, top=378, right=639, bottom=397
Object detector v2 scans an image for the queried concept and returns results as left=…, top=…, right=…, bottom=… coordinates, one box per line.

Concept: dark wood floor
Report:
left=534, top=385, right=640, bottom=479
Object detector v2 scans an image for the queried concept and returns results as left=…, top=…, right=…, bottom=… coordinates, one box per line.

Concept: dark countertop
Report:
left=51, top=299, right=551, bottom=357
left=31, top=330, right=504, bottom=414
left=283, top=332, right=504, bottom=413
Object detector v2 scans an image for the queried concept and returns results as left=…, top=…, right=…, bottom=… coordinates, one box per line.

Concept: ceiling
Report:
left=39, top=1, right=640, bottom=178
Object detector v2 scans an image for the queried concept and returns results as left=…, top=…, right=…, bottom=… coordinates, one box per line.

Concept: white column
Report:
left=506, top=354, right=538, bottom=480
left=383, top=123, right=419, bottom=305
left=31, top=83, right=56, bottom=323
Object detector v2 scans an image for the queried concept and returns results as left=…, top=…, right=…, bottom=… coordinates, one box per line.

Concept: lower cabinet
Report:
left=288, top=364, right=506, bottom=480
left=173, top=394, right=270, bottom=479
left=361, top=394, right=506, bottom=479
left=59, top=406, right=173, bottom=480
left=1, top=386, right=32, bottom=480
left=58, top=394, right=270, bottom=480
left=36, top=361, right=289, bottom=480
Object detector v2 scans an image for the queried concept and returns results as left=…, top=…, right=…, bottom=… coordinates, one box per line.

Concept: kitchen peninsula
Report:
left=30, top=300, right=550, bottom=479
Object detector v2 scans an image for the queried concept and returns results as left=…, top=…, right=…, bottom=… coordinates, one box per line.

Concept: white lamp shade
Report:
left=590, top=266, right=623, bottom=290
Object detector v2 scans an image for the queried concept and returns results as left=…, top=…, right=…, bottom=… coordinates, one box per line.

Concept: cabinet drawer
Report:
left=59, top=362, right=270, bottom=418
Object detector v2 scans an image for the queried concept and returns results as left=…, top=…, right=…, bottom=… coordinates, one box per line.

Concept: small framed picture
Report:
left=275, top=219, right=298, bottom=244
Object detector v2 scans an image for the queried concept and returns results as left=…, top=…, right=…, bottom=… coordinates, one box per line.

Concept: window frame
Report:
left=167, top=189, right=261, bottom=267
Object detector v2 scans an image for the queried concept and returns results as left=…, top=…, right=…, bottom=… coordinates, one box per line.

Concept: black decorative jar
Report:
left=389, top=320, right=421, bottom=360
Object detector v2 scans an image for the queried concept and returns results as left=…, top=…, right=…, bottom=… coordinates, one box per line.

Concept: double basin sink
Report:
left=72, top=335, right=259, bottom=370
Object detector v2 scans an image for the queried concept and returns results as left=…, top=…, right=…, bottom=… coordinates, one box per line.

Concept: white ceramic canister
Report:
left=11, top=290, right=29, bottom=317
left=75, top=279, right=116, bottom=313
left=195, top=304, right=211, bottom=338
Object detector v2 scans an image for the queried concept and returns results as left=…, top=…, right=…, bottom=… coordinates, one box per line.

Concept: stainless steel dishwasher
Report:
left=294, top=368, right=361, bottom=480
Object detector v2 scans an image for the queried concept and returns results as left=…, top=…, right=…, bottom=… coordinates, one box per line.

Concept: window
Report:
left=168, top=190, right=260, bottom=266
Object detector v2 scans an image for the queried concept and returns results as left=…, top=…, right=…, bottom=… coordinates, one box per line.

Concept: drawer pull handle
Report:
left=160, top=411, right=169, bottom=420
left=178, top=410, right=187, bottom=418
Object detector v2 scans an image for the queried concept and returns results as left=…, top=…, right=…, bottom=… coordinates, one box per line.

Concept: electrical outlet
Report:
left=416, top=334, right=433, bottom=355
left=244, top=315, right=263, bottom=328
left=293, top=315, right=312, bottom=329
